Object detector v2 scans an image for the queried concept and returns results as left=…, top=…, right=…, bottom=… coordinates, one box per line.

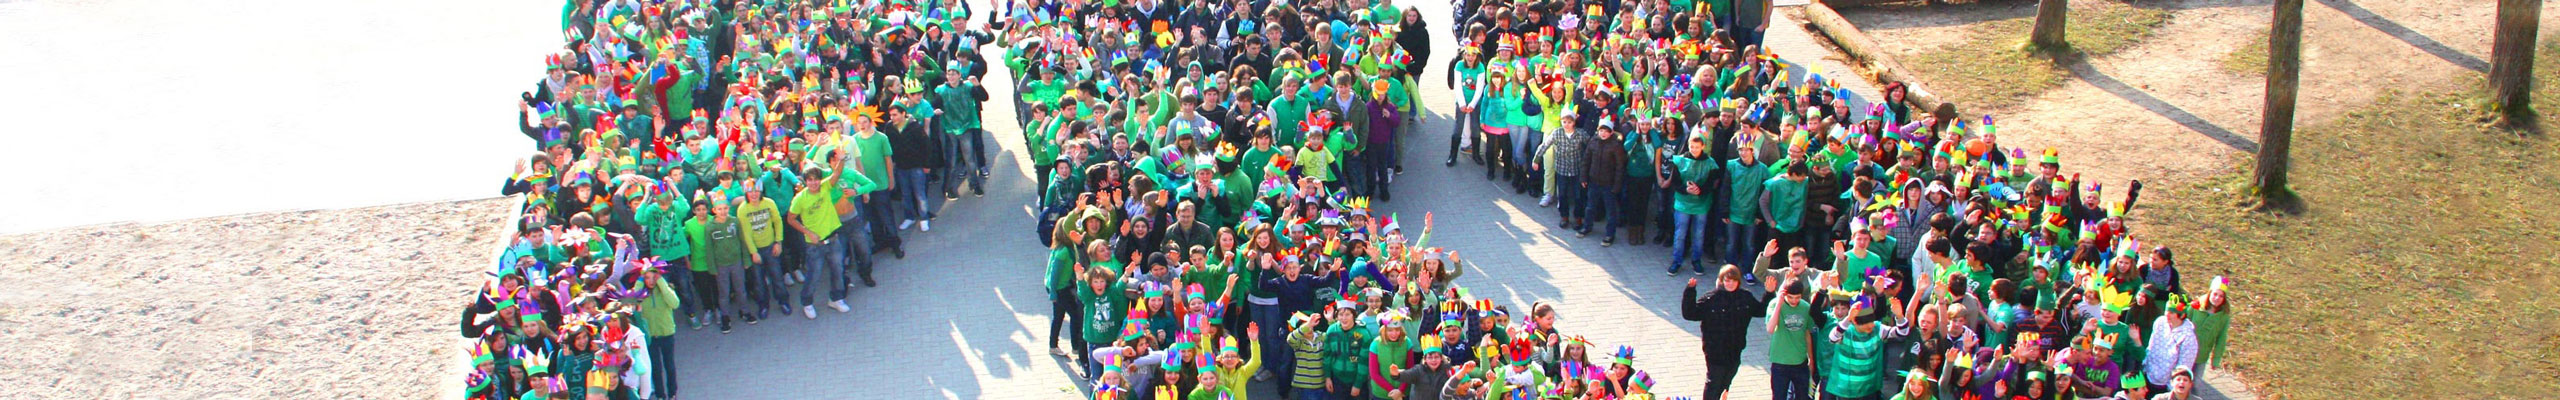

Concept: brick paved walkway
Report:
left=667, top=2, right=2255, bottom=399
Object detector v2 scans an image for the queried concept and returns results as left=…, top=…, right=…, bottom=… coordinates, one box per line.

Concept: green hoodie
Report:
left=700, top=214, right=749, bottom=268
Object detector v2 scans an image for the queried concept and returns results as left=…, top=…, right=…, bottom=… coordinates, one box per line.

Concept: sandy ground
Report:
left=0, top=0, right=554, bottom=233
left=0, top=198, right=513, bottom=399
left=1840, top=0, right=2560, bottom=192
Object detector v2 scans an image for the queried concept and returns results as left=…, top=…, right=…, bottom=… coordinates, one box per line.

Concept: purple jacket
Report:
left=1367, top=99, right=1400, bottom=146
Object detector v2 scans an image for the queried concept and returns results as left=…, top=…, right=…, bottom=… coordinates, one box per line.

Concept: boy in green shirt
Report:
left=1761, top=162, right=1810, bottom=256
left=1667, top=133, right=1719, bottom=275
left=1723, top=145, right=1772, bottom=269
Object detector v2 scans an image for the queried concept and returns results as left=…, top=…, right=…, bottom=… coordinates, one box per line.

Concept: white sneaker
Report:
left=899, top=219, right=915, bottom=230
left=802, top=305, right=818, bottom=319
left=830, top=300, right=851, bottom=313
left=920, top=220, right=932, bottom=232
left=1539, top=194, right=1555, bottom=207
left=793, top=270, right=807, bottom=283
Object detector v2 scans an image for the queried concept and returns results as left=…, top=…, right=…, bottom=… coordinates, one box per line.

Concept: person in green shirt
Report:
left=701, top=195, right=757, bottom=332
left=1298, top=129, right=1340, bottom=188
left=1364, top=314, right=1419, bottom=397
left=1765, top=278, right=1817, bottom=400
left=1826, top=297, right=1889, bottom=399
left=788, top=168, right=851, bottom=317
left=1269, top=76, right=1315, bottom=149
left=1832, top=221, right=1886, bottom=292
left=1761, top=162, right=1811, bottom=257
left=1074, top=239, right=1135, bottom=378
left=680, top=200, right=714, bottom=330
left=936, top=70, right=992, bottom=194
left=1666, top=133, right=1719, bottom=275
left=1722, top=144, right=1772, bottom=269
left=735, top=183, right=788, bottom=316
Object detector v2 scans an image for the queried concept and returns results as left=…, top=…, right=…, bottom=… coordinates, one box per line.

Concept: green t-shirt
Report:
left=1725, top=159, right=1772, bottom=225
left=1762, top=176, right=1808, bottom=233
left=851, top=133, right=894, bottom=186
left=1241, top=146, right=1280, bottom=184
left=790, top=188, right=841, bottom=239
left=1768, top=300, right=1815, bottom=365
left=1837, top=249, right=1884, bottom=291
left=1670, top=155, right=1719, bottom=215
left=1297, top=144, right=1337, bottom=182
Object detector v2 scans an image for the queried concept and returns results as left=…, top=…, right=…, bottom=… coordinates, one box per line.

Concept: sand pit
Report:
left=0, top=198, right=513, bottom=399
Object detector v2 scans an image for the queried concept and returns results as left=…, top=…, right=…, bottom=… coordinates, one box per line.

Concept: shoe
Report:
left=979, top=169, right=991, bottom=178
left=1445, top=159, right=1457, bottom=167
left=1744, top=273, right=1760, bottom=286
left=803, top=305, right=818, bottom=319
left=899, top=220, right=915, bottom=230
left=795, top=270, right=808, bottom=283
left=1575, top=230, right=1589, bottom=238
left=893, top=248, right=907, bottom=259
left=944, top=192, right=959, bottom=200
left=831, top=300, right=851, bottom=313
left=1602, top=238, right=1614, bottom=247
left=745, top=312, right=763, bottom=325
left=1695, top=269, right=1709, bottom=276
left=862, top=277, right=878, bottom=287
left=1667, top=269, right=1679, bottom=277
left=1051, top=347, right=1072, bottom=357
left=720, top=320, right=733, bottom=334
left=921, top=220, right=932, bottom=232
left=689, top=317, right=704, bottom=331
left=974, top=191, right=984, bottom=198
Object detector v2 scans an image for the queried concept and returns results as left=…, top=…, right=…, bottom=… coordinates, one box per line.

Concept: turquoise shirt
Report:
left=1762, top=175, right=1807, bottom=233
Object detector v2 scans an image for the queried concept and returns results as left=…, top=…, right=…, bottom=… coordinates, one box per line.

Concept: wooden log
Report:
left=1796, top=1, right=1952, bottom=114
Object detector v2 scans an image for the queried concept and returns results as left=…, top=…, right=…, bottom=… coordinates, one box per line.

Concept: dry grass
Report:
left=1902, top=0, right=2173, bottom=111
left=2220, top=30, right=2270, bottom=76
left=2138, top=41, right=2560, bottom=398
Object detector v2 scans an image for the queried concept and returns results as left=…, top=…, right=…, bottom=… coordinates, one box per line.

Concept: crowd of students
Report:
left=997, top=0, right=1737, bottom=397
left=458, top=0, right=1008, bottom=398
left=449, top=0, right=2240, bottom=398
left=1423, top=0, right=2241, bottom=398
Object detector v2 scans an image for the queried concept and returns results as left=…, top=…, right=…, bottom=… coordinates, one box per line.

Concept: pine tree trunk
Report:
left=2029, top=0, right=2070, bottom=51
left=2488, top=0, right=2542, bottom=128
left=2256, top=0, right=2304, bottom=211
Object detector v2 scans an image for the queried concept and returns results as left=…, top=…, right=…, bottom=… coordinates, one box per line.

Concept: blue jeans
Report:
left=944, top=129, right=987, bottom=193
left=799, top=232, right=843, bottom=305
left=1771, top=363, right=1813, bottom=400
left=1296, top=387, right=1334, bottom=400
left=836, top=211, right=874, bottom=279
left=753, top=246, right=789, bottom=312
left=1251, top=300, right=1289, bottom=387
left=1669, top=212, right=1712, bottom=273
left=666, top=257, right=698, bottom=319
left=863, top=193, right=904, bottom=250
left=1557, top=174, right=1585, bottom=224
left=1586, top=185, right=1621, bottom=239
left=1726, top=221, right=1763, bottom=271
left=1512, top=128, right=1541, bottom=169
left=896, top=169, right=936, bottom=221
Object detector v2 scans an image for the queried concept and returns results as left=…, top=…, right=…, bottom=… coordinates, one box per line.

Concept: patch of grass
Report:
left=1902, top=0, right=2172, bottom=111
left=2140, top=40, right=2560, bottom=398
left=2220, top=30, right=2269, bottom=76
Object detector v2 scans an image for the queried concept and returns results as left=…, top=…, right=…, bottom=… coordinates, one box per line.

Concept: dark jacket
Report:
left=888, top=121, right=942, bottom=169
left=1261, top=270, right=1339, bottom=313
left=1586, top=136, right=1628, bottom=188
left=1682, top=285, right=1767, bottom=363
